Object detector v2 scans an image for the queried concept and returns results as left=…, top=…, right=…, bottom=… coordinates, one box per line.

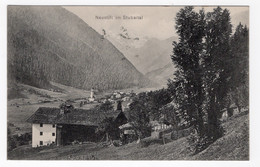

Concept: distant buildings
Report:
left=150, top=120, right=172, bottom=132
left=221, top=103, right=248, bottom=121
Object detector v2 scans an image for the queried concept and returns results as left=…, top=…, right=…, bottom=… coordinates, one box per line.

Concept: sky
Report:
left=64, top=6, right=249, bottom=40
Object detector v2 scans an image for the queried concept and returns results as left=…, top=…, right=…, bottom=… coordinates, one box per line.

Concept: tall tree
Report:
left=129, top=93, right=151, bottom=141
left=147, top=88, right=172, bottom=120
left=170, top=7, right=206, bottom=136
left=229, top=24, right=249, bottom=112
left=98, top=117, right=117, bottom=142
left=204, top=7, right=232, bottom=140
left=170, top=6, right=248, bottom=152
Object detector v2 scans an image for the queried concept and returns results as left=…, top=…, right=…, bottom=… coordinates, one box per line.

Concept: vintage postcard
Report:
left=6, top=5, right=249, bottom=160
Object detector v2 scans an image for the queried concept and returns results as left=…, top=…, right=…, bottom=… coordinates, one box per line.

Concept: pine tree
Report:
left=171, top=6, right=206, bottom=136
left=129, top=93, right=151, bottom=140
left=229, top=24, right=249, bottom=111
left=170, top=6, right=248, bottom=152
left=99, top=117, right=116, bottom=142
left=204, top=7, right=232, bottom=140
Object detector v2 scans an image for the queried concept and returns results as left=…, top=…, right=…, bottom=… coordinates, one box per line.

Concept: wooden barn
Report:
left=27, top=107, right=127, bottom=147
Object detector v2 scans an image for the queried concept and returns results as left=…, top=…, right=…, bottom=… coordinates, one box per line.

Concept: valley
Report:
left=7, top=81, right=158, bottom=136
left=6, top=6, right=249, bottom=161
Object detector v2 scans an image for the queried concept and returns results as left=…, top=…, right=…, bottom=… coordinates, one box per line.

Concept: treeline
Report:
left=128, top=7, right=248, bottom=153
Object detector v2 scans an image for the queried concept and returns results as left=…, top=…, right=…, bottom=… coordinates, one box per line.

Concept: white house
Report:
left=26, top=107, right=61, bottom=147
left=32, top=123, right=56, bottom=147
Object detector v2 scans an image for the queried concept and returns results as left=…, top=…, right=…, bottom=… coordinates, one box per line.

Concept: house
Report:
left=27, top=107, right=127, bottom=147
left=150, top=120, right=172, bottom=131
left=229, top=103, right=240, bottom=115
left=221, top=103, right=242, bottom=121
left=119, top=120, right=172, bottom=139
left=115, top=93, right=121, bottom=99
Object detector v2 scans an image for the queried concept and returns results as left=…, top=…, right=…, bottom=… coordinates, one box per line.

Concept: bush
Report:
left=187, top=124, right=225, bottom=154
left=7, top=132, right=32, bottom=152
left=171, top=127, right=193, bottom=140
left=187, top=132, right=211, bottom=154
left=112, top=140, right=122, bottom=147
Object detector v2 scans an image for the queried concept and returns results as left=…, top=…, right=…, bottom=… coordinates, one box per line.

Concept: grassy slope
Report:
left=8, top=111, right=249, bottom=160
left=192, top=112, right=249, bottom=160
left=7, top=82, right=93, bottom=135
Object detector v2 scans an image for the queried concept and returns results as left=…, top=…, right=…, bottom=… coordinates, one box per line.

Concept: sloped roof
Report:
left=27, top=107, right=123, bottom=126
left=122, top=110, right=131, bottom=120
left=56, top=109, right=122, bottom=126
left=26, top=107, right=60, bottom=124
left=119, top=122, right=133, bottom=129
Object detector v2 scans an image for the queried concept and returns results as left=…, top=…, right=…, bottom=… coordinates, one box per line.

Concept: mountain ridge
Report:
left=105, top=31, right=177, bottom=86
left=8, top=6, right=152, bottom=92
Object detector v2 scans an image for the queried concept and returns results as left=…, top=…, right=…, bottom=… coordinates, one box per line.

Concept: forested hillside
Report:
left=8, top=6, right=151, bottom=92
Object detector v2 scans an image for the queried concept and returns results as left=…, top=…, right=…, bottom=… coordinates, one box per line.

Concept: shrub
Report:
left=187, top=132, right=211, bottom=154
left=112, top=140, right=122, bottom=147
left=187, top=124, right=225, bottom=154
left=7, top=131, right=32, bottom=152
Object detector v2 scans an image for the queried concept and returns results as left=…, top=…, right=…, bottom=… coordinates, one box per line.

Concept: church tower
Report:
left=89, top=88, right=95, bottom=102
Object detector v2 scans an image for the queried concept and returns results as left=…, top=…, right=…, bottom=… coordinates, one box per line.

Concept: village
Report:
left=7, top=82, right=248, bottom=160
left=25, top=88, right=176, bottom=148
left=6, top=6, right=249, bottom=160
left=7, top=84, right=246, bottom=152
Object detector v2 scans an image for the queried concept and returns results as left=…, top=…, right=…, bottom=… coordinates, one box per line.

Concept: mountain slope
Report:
left=134, top=37, right=177, bottom=75
left=8, top=6, right=151, bottom=91
left=145, top=63, right=175, bottom=87
left=105, top=30, right=177, bottom=86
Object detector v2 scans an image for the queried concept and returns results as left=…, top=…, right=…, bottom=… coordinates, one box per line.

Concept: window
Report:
left=40, top=141, right=43, bottom=145
left=52, top=133, right=55, bottom=136
left=40, top=132, right=43, bottom=135
left=52, top=124, right=55, bottom=128
left=40, top=123, right=43, bottom=127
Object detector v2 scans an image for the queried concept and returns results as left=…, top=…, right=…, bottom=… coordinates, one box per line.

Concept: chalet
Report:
left=27, top=107, right=127, bottom=147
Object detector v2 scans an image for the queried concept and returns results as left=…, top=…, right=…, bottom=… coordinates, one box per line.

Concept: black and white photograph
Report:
left=5, top=4, right=250, bottom=161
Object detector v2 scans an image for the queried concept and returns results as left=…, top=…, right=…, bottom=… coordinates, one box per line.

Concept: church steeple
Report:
left=88, top=88, right=95, bottom=102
